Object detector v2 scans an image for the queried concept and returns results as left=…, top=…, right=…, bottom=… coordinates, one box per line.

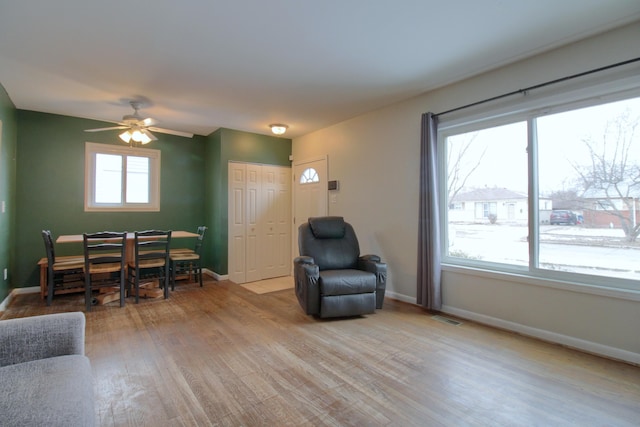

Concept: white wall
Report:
left=293, top=22, right=640, bottom=364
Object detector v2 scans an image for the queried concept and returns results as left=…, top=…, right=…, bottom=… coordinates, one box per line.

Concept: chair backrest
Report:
left=42, top=230, right=56, bottom=265
left=298, top=216, right=360, bottom=270
left=134, top=230, right=172, bottom=264
left=83, top=231, right=127, bottom=271
left=193, top=226, right=207, bottom=255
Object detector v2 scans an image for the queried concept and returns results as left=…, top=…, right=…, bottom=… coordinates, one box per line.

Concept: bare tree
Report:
left=572, top=110, right=640, bottom=242
left=447, top=132, right=486, bottom=205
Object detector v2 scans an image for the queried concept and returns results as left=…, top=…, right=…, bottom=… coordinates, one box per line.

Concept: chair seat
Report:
left=86, top=262, right=123, bottom=274
left=129, top=259, right=166, bottom=269
left=170, top=248, right=195, bottom=255
left=319, top=269, right=376, bottom=296
left=170, top=252, right=200, bottom=262
left=52, top=258, right=85, bottom=271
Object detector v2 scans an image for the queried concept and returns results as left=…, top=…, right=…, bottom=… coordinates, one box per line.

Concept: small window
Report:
left=300, top=167, right=319, bottom=184
left=85, top=142, right=160, bottom=212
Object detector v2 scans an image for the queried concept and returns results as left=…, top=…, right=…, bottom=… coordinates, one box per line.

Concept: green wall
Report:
left=0, top=85, right=17, bottom=302
left=2, top=99, right=291, bottom=293
left=15, top=111, right=206, bottom=287
left=206, top=128, right=292, bottom=275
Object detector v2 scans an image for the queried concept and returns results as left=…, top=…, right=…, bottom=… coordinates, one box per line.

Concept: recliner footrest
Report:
left=321, top=293, right=376, bottom=318
left=319, top=269, right=376, bottom=295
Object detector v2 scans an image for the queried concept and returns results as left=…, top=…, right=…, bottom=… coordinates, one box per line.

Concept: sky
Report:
left=447, top=95, right=640, bottom=196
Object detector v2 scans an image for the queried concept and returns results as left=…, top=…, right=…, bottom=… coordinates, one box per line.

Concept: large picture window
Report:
left=85, top=142, right=160, bottom=212
left=441, top=92, right=640, bottom=291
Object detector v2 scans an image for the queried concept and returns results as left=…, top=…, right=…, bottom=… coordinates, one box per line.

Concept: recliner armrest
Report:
left=294, top=256, right=321, bottom=315
left=360, top=254, right=380, bottom=263
left=294, top=256, right=315, bottom=266
left=358, top=255, right=387, bottom=309
left=358, top=255, right=386, bottom=274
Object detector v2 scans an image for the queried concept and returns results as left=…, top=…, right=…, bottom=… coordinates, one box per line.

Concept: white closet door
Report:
left=261, top=165, right=291, bottom=279
left=228, top=162, right=292, bottom=284
left=245, top=164, right=262, bottom=283
left=228, top=163, right=247, bottom=284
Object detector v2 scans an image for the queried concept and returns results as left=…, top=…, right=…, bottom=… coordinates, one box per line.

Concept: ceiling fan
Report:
left=85, top=100, right=193, bottom=144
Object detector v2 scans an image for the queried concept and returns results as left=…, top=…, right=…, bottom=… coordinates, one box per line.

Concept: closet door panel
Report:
left=245, top=164, right=262, bottom=283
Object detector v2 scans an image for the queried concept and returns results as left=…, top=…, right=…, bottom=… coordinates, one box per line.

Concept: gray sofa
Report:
left=0, top=312, right=95, bottom=427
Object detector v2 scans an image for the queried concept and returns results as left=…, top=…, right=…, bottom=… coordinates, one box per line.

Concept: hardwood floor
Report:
left=2, top=277, right=640, bottom=426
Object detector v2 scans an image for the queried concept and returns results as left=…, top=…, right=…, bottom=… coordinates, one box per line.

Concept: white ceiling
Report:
left=1, top=1, right=639, bottom=139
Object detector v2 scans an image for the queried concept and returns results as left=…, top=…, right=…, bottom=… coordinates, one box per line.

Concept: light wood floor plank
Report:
left=2, top=277, right=639, bottom=426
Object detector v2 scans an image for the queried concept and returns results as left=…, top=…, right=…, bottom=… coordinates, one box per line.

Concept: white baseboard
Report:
left=384, top=290, right=415, bottom=304
left=0, top=286, right=40, bottom=313
left=12, top=286, right=40, bottom=295
left=0, top=292, right=13, bottom=312
left=203, top=269, right=227, bottom=281
left=441, top=305, right=640, bottom=365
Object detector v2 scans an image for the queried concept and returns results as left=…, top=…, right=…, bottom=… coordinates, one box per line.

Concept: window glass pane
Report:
left=446, top=122, right=528, bottom=266
left=537, top=97, right=640, bottom=280
left=300, top=167, right=319, bottom=184
left=95, top=153, right=122, bottom=203
left=126, top=156, right=149, bottom=203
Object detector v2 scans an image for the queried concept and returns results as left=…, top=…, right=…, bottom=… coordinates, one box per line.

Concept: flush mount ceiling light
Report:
left=270, top=124, right=288, bottom=135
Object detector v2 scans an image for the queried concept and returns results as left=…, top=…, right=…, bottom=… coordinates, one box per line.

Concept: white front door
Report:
left=293, top=157, right=328, bottom=257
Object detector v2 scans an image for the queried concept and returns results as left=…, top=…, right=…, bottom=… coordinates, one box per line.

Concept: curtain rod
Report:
left=434, top=57, right=640, bottom=118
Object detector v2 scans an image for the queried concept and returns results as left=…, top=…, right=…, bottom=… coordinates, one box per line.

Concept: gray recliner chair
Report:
left=294, top=216, right=387, bottom=318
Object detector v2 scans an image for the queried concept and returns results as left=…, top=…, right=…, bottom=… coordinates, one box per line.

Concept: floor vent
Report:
left=431, top=315, right=463, bottom=326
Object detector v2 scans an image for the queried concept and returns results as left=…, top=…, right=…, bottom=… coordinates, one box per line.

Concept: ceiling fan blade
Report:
left=85, top=126, right=129, bottom=132
left=142, top=117, right=157, bottom=127
left=148, top=126, right=194, bottom=138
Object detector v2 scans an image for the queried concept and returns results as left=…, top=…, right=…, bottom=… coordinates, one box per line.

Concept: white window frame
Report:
left=437, top=67, right=640, bottom=294
left=84, top=142, right=161, bottom=212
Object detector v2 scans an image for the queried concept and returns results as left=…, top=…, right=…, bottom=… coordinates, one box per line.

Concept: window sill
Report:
left=442, top=263, right=640, bottom=302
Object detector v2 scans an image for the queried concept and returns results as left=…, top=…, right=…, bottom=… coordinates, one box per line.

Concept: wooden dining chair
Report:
left=170, top=225, right=207, bottom=255
left=127, top=230, right=172, bottom=302
left=170, top=227, right=206, bottom=290
left=83, top=231, right=127, bottom=311
left=41, top=230, right=85, bottom=306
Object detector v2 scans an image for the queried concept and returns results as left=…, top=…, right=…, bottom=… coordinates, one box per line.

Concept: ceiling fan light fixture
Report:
left=270, top=124, right=288, bottom=135
left=131, top=129, right=144, bottom=142
left=119, top=130, right=132, bottom=143
left=140, top=129, right=154, bottom=144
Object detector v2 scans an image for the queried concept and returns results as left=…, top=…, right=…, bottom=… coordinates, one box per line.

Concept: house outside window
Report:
left=85, top=142, right=161, bottom=212
left=440, top=90, right=640, bottom=291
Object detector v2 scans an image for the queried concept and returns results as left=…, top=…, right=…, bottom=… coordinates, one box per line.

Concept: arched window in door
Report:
left=300, top=167, right=319, bottom=184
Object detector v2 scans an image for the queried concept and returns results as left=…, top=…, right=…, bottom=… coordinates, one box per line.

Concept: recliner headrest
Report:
left=308, top=216, right=346, bottom=239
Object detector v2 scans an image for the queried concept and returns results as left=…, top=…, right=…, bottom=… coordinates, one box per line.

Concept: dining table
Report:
left=36, top=230, right=199, bottom=301
left=56, top=230, right=199, bottom=265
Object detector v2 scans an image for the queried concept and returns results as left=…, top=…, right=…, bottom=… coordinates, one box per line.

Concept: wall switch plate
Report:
left=1, top=201, right=4, bottom=213
left=3, top=268, right=7, bottom=281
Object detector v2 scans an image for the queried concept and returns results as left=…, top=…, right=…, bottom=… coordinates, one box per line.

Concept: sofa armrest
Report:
left=0, top=312, right=86, bottom=367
